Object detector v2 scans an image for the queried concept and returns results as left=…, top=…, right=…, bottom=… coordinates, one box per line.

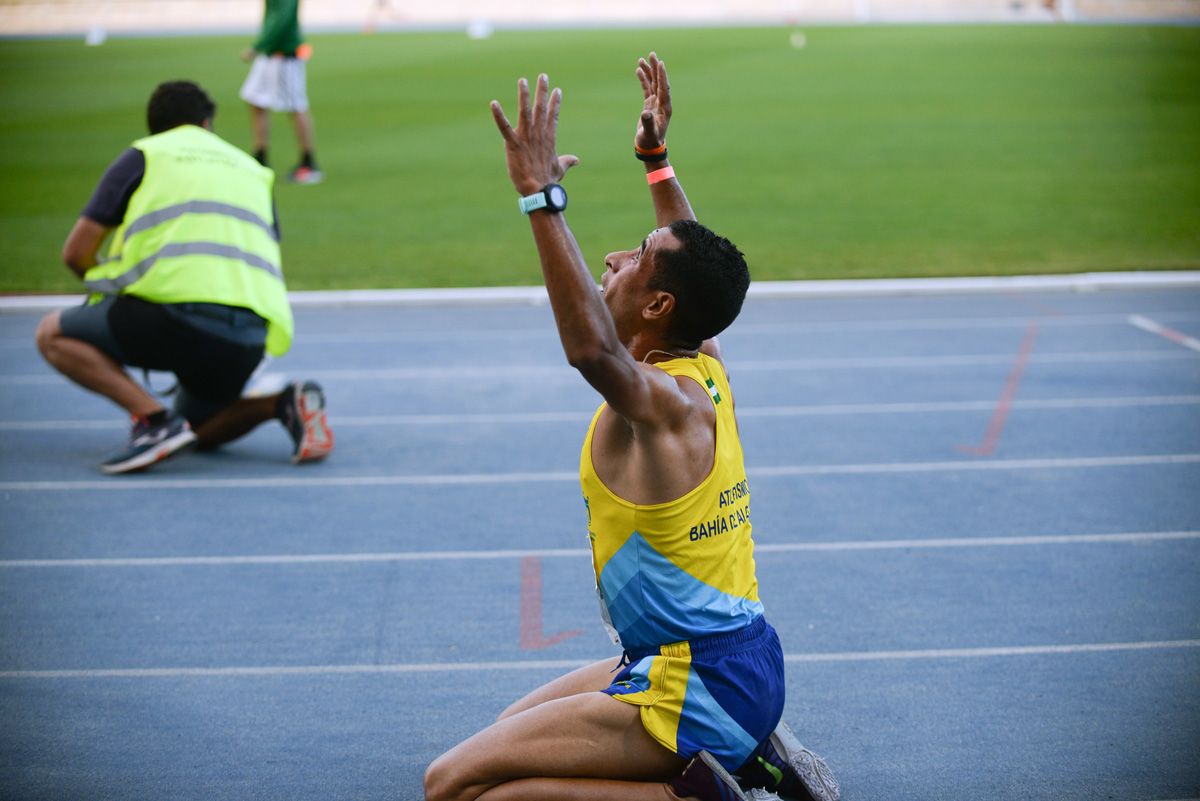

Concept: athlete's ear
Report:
left=643, top=290, right=675, bottom=322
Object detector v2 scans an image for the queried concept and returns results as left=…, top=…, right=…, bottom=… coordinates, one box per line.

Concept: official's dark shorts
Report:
left=59, top=295, right=267, bottom=426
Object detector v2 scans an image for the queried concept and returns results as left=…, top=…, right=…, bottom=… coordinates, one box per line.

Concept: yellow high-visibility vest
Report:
left=83, top=124, right=293, bottom=355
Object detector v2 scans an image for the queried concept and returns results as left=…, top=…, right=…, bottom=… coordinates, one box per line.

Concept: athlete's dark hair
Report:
left=146, top=81, right=216, bottom=134
left=649, top=219, right=750, bottom=347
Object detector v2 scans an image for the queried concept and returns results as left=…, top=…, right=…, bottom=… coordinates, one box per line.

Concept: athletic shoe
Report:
left=671, top=751, right=772, bottom=801
left=287, top=165, right=324, bottom=184
left=100, top=413, right=196, bottom=474
left=280, top=380, right=333, bottom=464
left=746, top=790, right=786, bottom=801
left=735, top=723, right=840, bottom=801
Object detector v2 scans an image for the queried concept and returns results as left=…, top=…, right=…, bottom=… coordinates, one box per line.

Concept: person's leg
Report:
left=36, top=308, right=162, bottom=417
left=191, top=394, right=279, bottom=449
left=286, top=110, right=323, bottom=183
left=248, top=104, right=271, bottom=165
left=188, top=380, right=332, bottom=463
left=496, top=658, right=620, bottom=721
left=290, top=109, right=315, bottom=160
left=476, top=776, right=679, bottom=801
left=44, top=298, right=198, bottom=473
left=424, top=690, right=686, bottom=801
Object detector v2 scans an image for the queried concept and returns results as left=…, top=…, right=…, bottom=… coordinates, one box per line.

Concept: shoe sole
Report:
left=293, top=385, right=333, bottom=464
left=746, top=789, right=785, bottom=801
left=697, top=750, right=752, bottom=801
left=770, top=724, right=841, bottom=801
left=101, top=429, right=197, bottom=475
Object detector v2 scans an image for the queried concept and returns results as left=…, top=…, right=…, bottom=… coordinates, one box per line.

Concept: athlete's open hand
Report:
left=635, top=52, right=672, bottom=151
left=491, top=74, right=579, bottom=197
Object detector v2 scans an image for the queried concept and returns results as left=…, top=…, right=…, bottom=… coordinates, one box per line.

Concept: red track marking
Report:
left=1004, top=292, right=1062, bottom=318
left=519, top=556, right=582, bottom=650
left=1128, top=315, right=1200, bottom=353
left=958, top=321, right=1040, bottom=457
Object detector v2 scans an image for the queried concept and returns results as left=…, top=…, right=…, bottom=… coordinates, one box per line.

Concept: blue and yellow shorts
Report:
left=603, top=615, right=785, bottom=771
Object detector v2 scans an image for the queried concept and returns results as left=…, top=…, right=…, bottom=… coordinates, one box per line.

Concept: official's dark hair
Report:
left=650, top=219, right=750, bottom=346
left=146, top=81, right=216, bottom=134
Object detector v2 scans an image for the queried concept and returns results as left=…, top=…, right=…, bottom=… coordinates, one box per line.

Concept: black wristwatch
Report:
left=518, top=183, right=568, bottom=215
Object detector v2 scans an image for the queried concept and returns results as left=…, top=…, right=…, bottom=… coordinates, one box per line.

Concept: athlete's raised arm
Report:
left=490, top=74, right=694, bottom=426
left=631, top=54, right=728, bottom=365
left=635, top=52, right=695, bottom=228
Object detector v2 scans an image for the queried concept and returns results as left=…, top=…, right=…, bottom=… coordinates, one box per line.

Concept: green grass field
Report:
left=1, top=24, right=1197, bottom=292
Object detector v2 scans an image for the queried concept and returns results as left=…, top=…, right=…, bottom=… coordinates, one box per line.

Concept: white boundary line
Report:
left=3, top=394, right=1198, bottom=431
left=9, top=310, right=1183, bottom=347
left=1, top=531, right=1195, bottom=569
left=1, top=349, right=1194, bottom=386
left=6, top=310, right=1199, bottom=349
left=1, top=454, right=1198, bottom=491
left=2, top=272, right=1199, bottom=312
left=1130, top=315, right=1200, bottom=353
left=2, top=639, right=1197, bottom=680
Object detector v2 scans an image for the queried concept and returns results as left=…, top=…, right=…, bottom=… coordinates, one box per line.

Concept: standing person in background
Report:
left=240, top=0, right=323, bottom=184
left=35, top=80, right=334, bottom=474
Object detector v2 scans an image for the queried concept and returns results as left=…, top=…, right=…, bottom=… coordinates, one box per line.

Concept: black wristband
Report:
left=635, top=148, right=669, bottom=163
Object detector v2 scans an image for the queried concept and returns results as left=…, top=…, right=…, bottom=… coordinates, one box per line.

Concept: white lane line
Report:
left=5, top=310, right=1198, bottom=350
left=0, top=469, right=575, bottom=491
left=2, top=639, right=1196, bottom=679
left=732, top=350, right=1197, bottom=370
left=2, top=349, right=1195, bottom=385
left=759, top=530, right=1200, bottom=552
left=220, top=311, right=1200, bottom=344
left=733, top=311, right=1200, bottom=335
left=4, top=395, right=1199, bottom=431
left=781, top=639, right=1200, bottom=664
left=741, top=395, right=1200, bottom=417
left=1130, top=315, right=1200, bottom=353
left=2, top=454, right=1198, bottom=492
left=749, top=454, right=1200, bottom=477
left=1, top=531, right=1195, bottom=569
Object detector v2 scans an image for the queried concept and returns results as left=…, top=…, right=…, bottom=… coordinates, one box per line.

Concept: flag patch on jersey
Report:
left=705, top=377, right=722, bottom=404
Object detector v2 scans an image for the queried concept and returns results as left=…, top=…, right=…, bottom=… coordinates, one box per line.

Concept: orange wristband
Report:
left=646, top=166, right=675, bottom=185
left=635, top=141, right=667, bottom=156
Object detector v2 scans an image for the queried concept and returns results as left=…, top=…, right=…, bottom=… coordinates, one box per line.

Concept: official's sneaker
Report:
left=101, top=413, right=195, bottom=474
left=280, top=380, right=333, bottom=464
left=736, top=723, right=840, bottom=801
left=671, top=751, right=771, bottom=801
left=287, top=165, right=324, bottom=184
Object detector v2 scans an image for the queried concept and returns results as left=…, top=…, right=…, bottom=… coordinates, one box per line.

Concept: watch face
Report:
left=547, top=185, right=567, bottom=210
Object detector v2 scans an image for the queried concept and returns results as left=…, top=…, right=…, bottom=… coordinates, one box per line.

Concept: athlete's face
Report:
left=601, top=227, right=681, bottom=341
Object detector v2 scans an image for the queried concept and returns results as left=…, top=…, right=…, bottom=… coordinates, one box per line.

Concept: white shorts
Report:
left=239, top=54, right=309, bottom=113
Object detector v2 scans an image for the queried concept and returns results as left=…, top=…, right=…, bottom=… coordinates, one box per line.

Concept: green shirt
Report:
left=252, top=0, right=302, bottom=56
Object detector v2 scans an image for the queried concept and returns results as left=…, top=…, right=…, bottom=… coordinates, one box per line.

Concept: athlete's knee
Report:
left=495, top=698, right=525, bottom=723
left=34, top=311, right=62, bottom=357
left=424, top=752, right=477, bottom=801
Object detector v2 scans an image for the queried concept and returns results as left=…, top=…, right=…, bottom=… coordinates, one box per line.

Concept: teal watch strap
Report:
left=518, top=191, right=549, bottom=215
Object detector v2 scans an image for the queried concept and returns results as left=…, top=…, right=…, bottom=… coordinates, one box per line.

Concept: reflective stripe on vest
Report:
left=84, top=242, right=283, bottom=295
left=123, top=200, right=279, bottom=242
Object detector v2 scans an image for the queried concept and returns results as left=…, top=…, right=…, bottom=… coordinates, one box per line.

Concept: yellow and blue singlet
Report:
left=580, top=352, right=784, bottom=770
